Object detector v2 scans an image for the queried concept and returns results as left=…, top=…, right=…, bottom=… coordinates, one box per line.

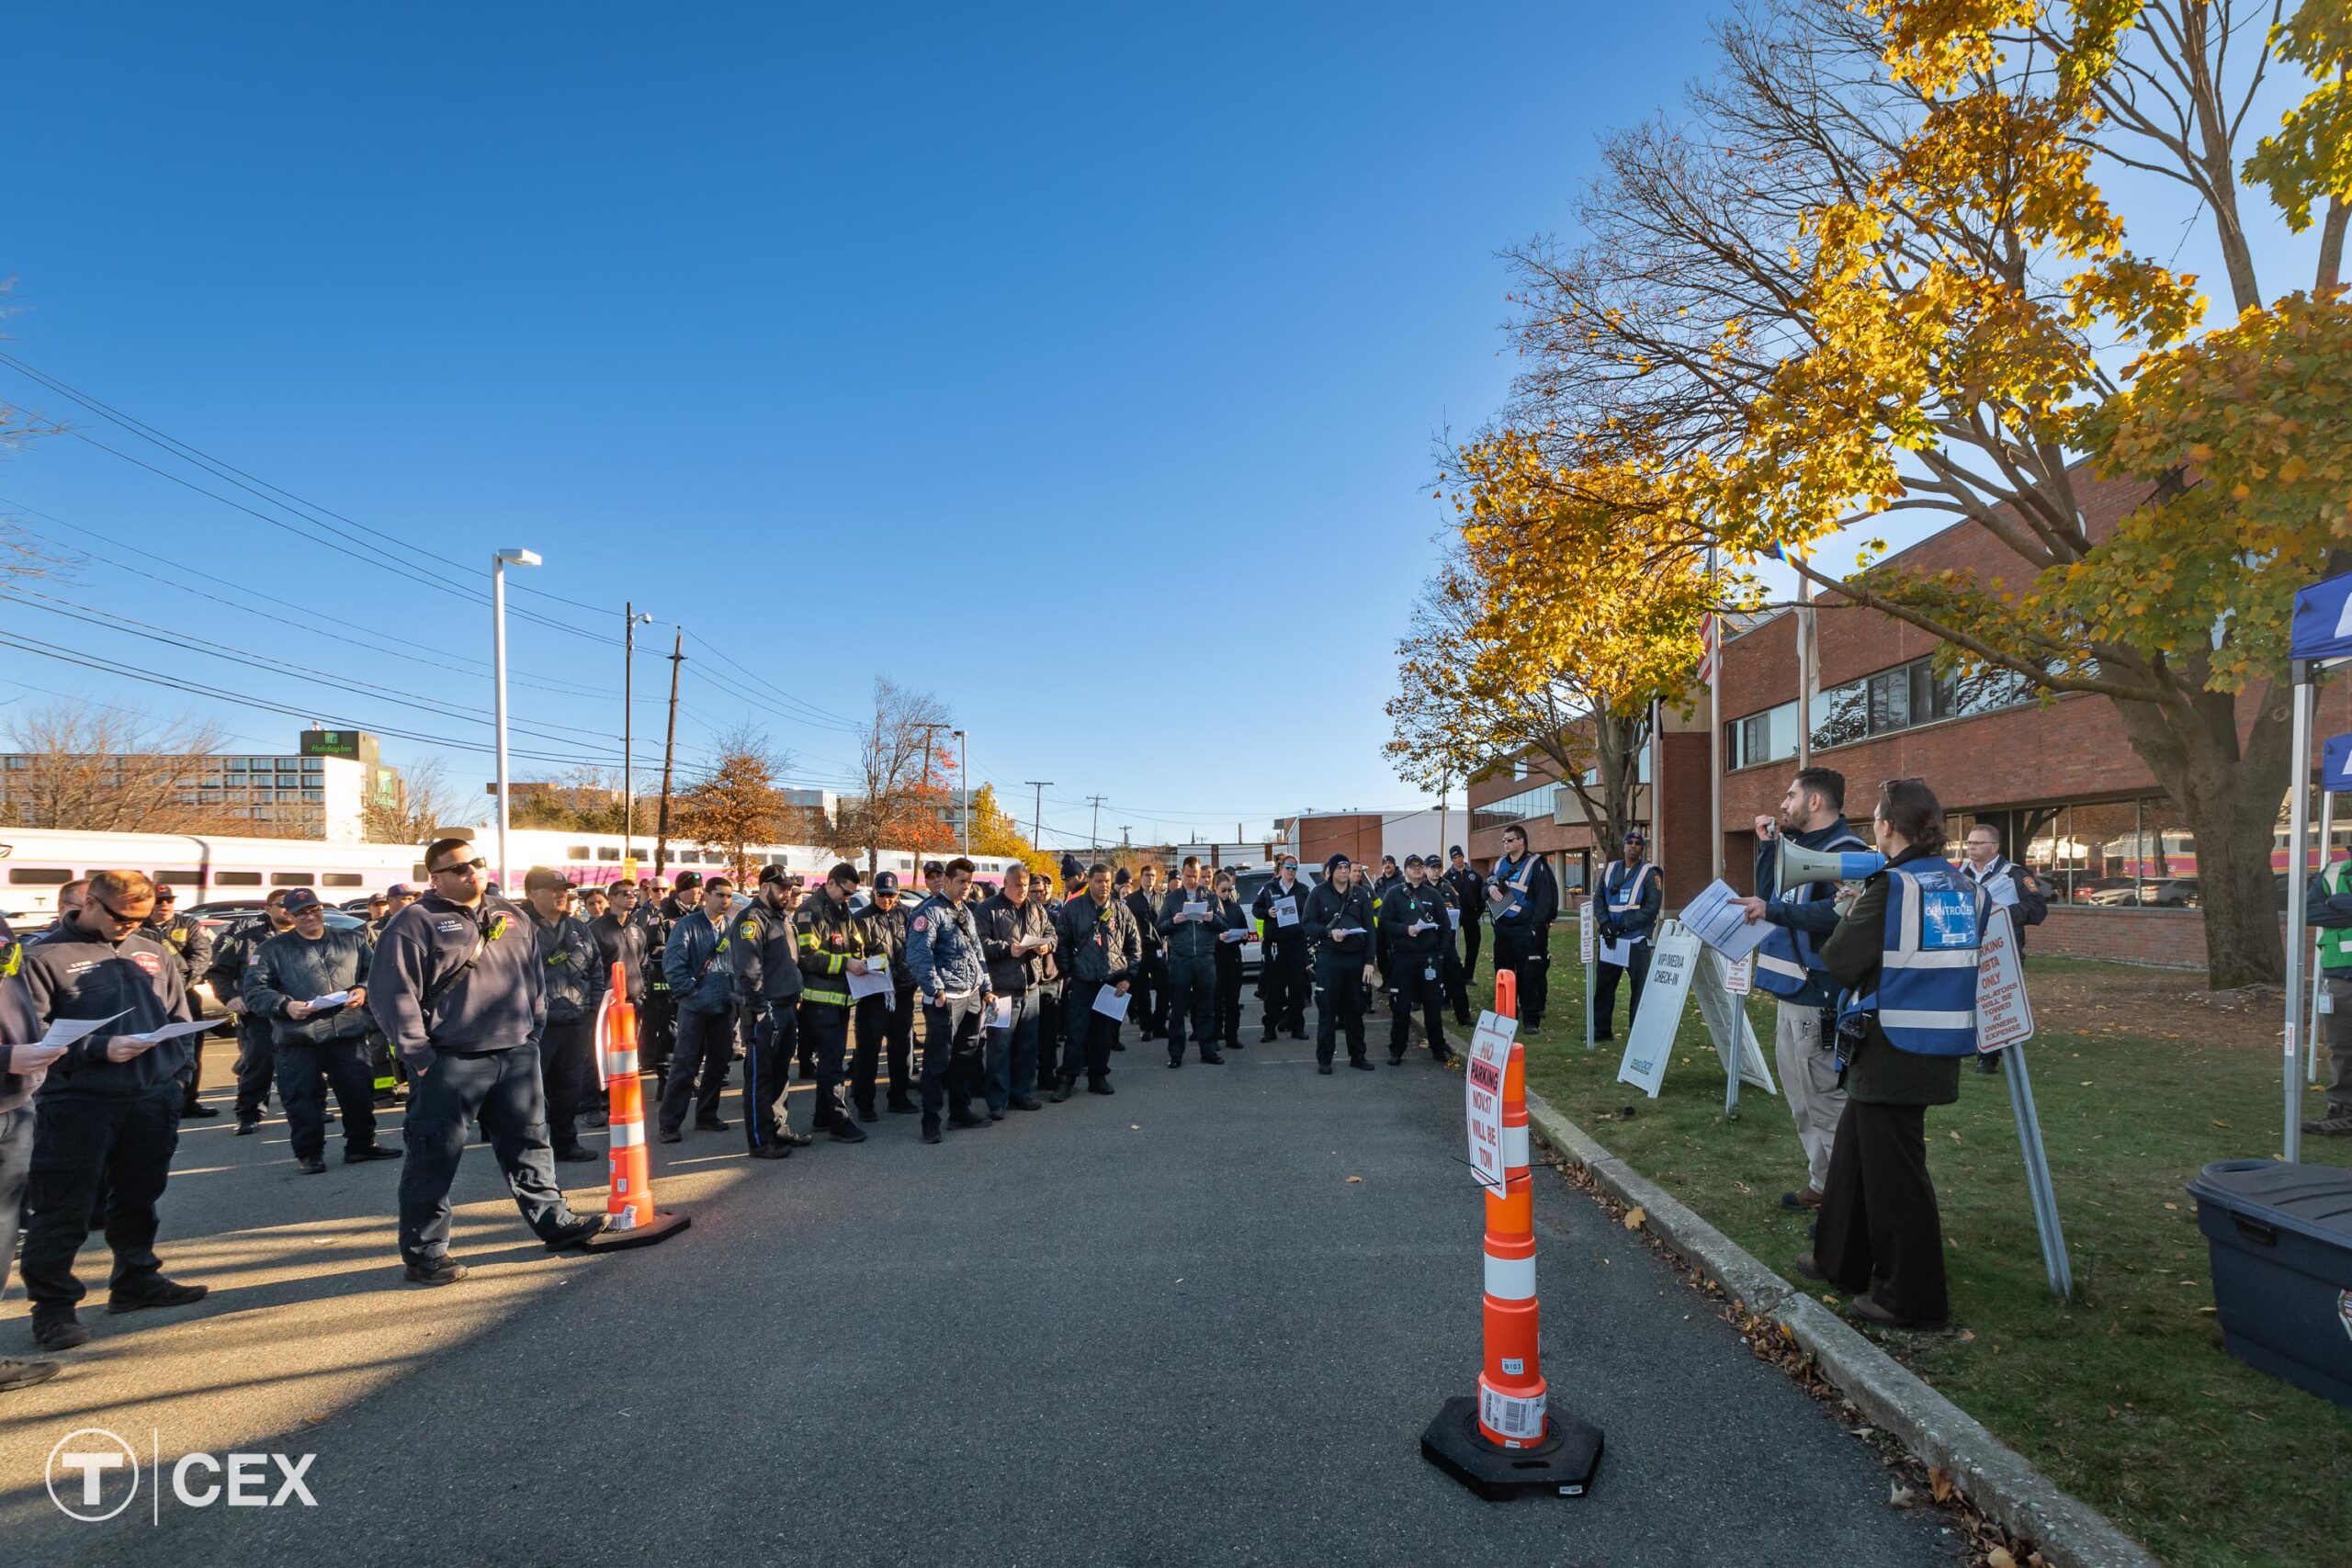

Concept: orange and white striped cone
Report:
left=1421, top=961, right=1603, bottom=1497
left=587, top=962, right=691, bottom=1249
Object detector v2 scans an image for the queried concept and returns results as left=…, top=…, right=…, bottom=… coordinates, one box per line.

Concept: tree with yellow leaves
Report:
left=1387, top=434, right=1745, bottom=852
left=1496, top=0, right=2347, bottom=985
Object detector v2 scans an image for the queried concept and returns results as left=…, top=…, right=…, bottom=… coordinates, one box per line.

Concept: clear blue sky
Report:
left=22, top=1, right=2278, bottom=850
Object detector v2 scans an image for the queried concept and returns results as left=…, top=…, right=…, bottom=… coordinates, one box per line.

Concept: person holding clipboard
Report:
left=17, top=870, right=214, bottom=1353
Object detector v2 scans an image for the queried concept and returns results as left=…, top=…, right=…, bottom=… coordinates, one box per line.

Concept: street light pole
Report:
left=954, top=728, right=968, bottom=857
left=492, top=548, right=541, bottom=895
left=623, top=604, right=652, bottom=864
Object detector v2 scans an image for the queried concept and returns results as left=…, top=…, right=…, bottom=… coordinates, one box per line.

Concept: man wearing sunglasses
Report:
left=17, top=870, right=210, bottom=1352
left=368, top=839, right=606, bottom=1286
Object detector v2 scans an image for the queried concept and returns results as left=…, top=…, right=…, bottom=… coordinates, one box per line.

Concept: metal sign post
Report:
left=2004, top=1043, right=2073, bottom=1301
left=1579, top=900, right=1596, bottom=1053
left=1978, top=906, right=2070, bottom=1299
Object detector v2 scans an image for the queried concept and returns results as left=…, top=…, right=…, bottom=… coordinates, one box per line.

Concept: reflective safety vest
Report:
left=1839, top=859, right=1987, bottom=1056
left=1601, top=861, right=1656, bottom=931
left=1755, top=827, right=1874, bottom=998
left=2321, top=863, right=2352, bottom=972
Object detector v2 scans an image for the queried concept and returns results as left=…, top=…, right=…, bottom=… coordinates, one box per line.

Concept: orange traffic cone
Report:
left=588, top=963, right=690, bottom=1249
left=1420, top=959, right=1602, bottom=1497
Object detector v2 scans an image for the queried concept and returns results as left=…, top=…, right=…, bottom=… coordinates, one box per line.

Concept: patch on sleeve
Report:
left=911, top=915, right=928, bottom=931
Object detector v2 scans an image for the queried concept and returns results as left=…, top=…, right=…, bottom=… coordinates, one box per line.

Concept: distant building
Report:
left=0, top=728, right=405, bottom=842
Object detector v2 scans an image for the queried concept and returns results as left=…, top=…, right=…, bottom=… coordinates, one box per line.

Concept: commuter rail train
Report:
left=0, top=826, right=1022, bottom=919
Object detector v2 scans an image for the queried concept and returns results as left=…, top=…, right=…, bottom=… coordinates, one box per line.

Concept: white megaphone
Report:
left=1775, top=839, right=1885, bottom=887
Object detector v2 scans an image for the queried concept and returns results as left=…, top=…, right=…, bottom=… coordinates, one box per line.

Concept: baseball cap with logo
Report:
left=280, top=889, right=323, bottom=914
left=874, top=871, right=899, bottom=896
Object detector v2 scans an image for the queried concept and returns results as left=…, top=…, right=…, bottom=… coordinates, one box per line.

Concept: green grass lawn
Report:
left=1461, top=931, right=2352, bottom=1568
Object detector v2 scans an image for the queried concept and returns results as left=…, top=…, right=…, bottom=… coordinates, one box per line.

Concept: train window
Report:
left=597, top=847, right=620, bottom=861
left=7, top=867, right=73, bottom=885
left=567, top=846, right=592, bottom=861
left=322, top=873, right=364, bottom=887
left=214, top=871, right=263, bottom=886
left=153, top=868, right=203, bottom=885
left=269, top=872, right=316, bottom=886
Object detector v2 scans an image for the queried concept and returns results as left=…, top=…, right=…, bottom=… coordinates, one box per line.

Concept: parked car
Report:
left=1229, top=867, right=1323, bottom=976
left=2143, top=876, right=2200, bottom=908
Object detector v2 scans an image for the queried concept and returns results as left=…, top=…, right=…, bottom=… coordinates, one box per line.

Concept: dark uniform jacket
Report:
left=909, top=893, right=989, bottom=998
left=1445, top=866, right=1485, bottom=927
left=245, top=926, right=376, bottom=1045
left=21, top=926, right=196, bottom=1100
left=142, top=911, right=215, bottom=995
left=857, top=897, right=918, bottom=995
left=977, top=891, right=1056, bottom=994
left=1125, top=888, right=1165, bottom=953
left=1156, top=884, right=1226, bottom=961
left=591, top=911, right=648, bottom=1001
left=1059, top=891, right=1142, bottom=986
left=1380, top=882, right=1451, bottom=967
left=205, top=915, right=294, bottom=1010
left=1303, top=881, right=1376, bottom=966
left=1961, top=856, right=2050, bottom=953
left=732, top=897, right=805, bottom=1004
left=1250, top=874, right=1312, bottom=953
left=1024, top=896, right=1064, bottom=987
left=797, top=893, right=875, bottom=1005
left=368, top=893, right=546, bottom=1065
left=1493, top=852, right=1564, bottom=934
left=0, top=948, right=46, bottom=1114
left=528, top=908, right=606, bottom=1023
left=662, top=908, right=734, bottom=1016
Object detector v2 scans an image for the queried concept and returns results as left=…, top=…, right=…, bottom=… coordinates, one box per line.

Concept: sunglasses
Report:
left=432, top=857, right=489, bottom=876
left=92, top=897, right=149, bottom=925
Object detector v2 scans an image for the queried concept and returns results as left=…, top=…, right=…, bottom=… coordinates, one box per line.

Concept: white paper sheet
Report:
left=116, top=1019, right=216, bottom=1048
left=1182, top=899, right=1209, bottom=920
left=1984, top=872, right=2019, bottom=908
left=1091, top=987, right=1132, bottom=1021
left=308, top=990, right=353, bottom=1010
left=989, top=995, right=1012, bottom=1028
left=1678, top=878, right=1771, bottom=962
left=846, top=966, right=891, bottom=1000
left=19, top=1011, right=128, bottom=1051
left=1272, top=895, right=1299, bottom=928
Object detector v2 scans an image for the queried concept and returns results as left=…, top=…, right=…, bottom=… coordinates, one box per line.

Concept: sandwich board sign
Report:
left=1616, top=920, right=1776, bottom=1109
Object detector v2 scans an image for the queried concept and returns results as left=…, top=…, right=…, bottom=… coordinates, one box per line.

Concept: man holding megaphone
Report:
left=1733, top=768, right=1878, bottom=1213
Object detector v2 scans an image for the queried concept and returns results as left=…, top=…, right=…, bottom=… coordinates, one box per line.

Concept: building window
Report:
left=300, top=757, right=323, bottom=773
left=1473, top=782, right=1558, bottom=833
left=1813, top=654, right=2036, bottom=752
left=224, top=759, right=247, bottom=773
left=1724, top=700, right=1801, bottom=773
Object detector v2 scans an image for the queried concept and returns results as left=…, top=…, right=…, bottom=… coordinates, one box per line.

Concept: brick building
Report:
left=1715, top=469, right=2345, bottom=967
left=1462, top=700, right=1713, bottom=901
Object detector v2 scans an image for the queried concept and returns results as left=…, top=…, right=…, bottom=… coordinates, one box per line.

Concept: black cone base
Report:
left=1419, top=1396, right=1604, bottom=1499
left=582, top=1209, right=691, bottom=1250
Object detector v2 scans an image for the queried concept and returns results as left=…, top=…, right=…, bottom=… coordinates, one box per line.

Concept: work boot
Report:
left=887, top=1096, right=918, bottom=1115
left=0, top=1357, right=62, bottom=1392
left=2301, top=1110, right=2352, bottom=1137
left=30, top=1307, right=91, bottom=1351
left=748, top=1144, right=792, bottom=1160
left=695, top=1115, right=729, bottom=1133
left=1087, top=1079, right=1115, bottom=1097
left=1388, top=1051, right=1405, bottom=1066
left=657, top=1126, right=684, bottom=1144
left=344, top=1144, right=401, bottom=1163
left=1049, top=1079, right=1074, bottom=1104
left=107, top=1277, right=208, bottom=1315
left=404, top=1257, right=468, bottom=1288
left=1288, top=1029, right=1306, bottom=1041
left=185, top=1104, right=221, bottom=1119
left=1199, top=1052, right=1225, bottom=1065
left=297, top=1156, right=327, bottom=1175
left=947, top=1109, right=991, bottom=1130
left=552, top=1145, right=600, bottom=1164
left=855, top=1102, right=879, bottom=1124
left=1347, top=1057, right=1375, bottom=1072
left=234, top=1118, right=259, bottom=1136
left=829, top=1120, right=868, bottom=1144
left=1261, top=1025, right=1276, bottom=1043
left=1317, top=1063, right=1334, bottom=1076
left=1010, top=1096, right=1043, bottom=1111
left=922, top=1126, right=944, bottom=1145
left=542, top=1214, right=609, bottom=1252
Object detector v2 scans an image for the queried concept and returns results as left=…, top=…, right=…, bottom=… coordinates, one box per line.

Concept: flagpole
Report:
left=1707, top=547, right=1723, bottom=883
left=1795, top=554, right=1813, bottom=770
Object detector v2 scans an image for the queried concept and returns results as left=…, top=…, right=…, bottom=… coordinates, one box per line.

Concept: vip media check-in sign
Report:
left=1464, top=1012, right=1517, bottom=1192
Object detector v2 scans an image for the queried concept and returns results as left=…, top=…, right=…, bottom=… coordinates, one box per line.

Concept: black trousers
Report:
left=1388, top=961, right=1450, bottom=1059
left=1165, top=953, right=1217, bottom=1061
left=275, top=1036, right=379, bottom=1161
left=639, top=987, right=677, bottom=1089
left=232, top=1015, right=276, bottom=1122
left=1460, top=919, right=1483, bottom=988
left=1314, top=961, right=1369, bottom=1065
left=1442, top=944, right=1473, bottom=1024
left=180, top=1025, right=207, bottom=1113
left=539, top=1014, right=595, bottom=1155
left=1495, top=923, right=1553, bottom=1027
left=1590, top=945, right=1649, bottom=1040
left=1064, top=979, right=1116, bottom=1086
left=1132, top=950, right=1167, bottom=1037
left=1815, top=1099, right=1949, bottom=1325
left=746, top=998, right=798, bottom=1151
left=920, top=993, right=985, bottom=1132
left=1261, top=943, right=1309, bottom=1036
left=1213, top=948, right=1244, bottom=1046
left=657, top=1005, right=733, bottom=1133
left=799, top=999, right=855, bottom=1127
left=853, top=991, right=915, bottom=1110
left=20, top=1089, right=181, bottom=1308
left=396, top=1043, right=571, bottom=1267
left=1034, top=981, right=1064, bottom=1077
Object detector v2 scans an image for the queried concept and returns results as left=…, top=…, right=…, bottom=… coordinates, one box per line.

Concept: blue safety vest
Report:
left=1754, top=827, right=1874, bottom=999
left=1600, top=861, right=1656, bottom=934
left=1838, top=859, right=1986, bottom=1056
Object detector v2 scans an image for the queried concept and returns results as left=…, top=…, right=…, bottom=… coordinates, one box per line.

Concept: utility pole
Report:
left=1025, top=781, right=1053, bottom=859
left=623, top=603, right=652, bottom=864
left=655, top=629, right=684, bottom=878
left=954, top=728, right=969, bottom=857
left=1119, top=824, right=1131, bottom=849
left=912, top=721, right=951, bottom=859
left=1086, top=794, right=1107, bottom=853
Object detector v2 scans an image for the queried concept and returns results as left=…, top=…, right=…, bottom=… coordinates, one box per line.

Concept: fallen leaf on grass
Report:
left=1949, top=1130, right=1962, bottom=1144
left=1956, top=1329, right=1976, bottom=1343
left=2163, top=1201, right=2179, bottom=1211
left=1731, top=1179, right=1753, bottom=1195
left=2080, top=1080, right=2095, bottom=1087
left=2209, top=1119, right=2230, bottom=1130
left=1623, top=1205, right=1647, bottom=1230
left=1928, top=1466, right=1954, bottom=1503
left=1986, top=1548, right=2018, bottom=1568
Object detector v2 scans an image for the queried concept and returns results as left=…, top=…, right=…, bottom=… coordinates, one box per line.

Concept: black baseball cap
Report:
left=757, top=864, right=790, bottom=886
left=923, top=860, right=945, bottom=876
left=673, top=870, right=703, bottom=889
left=874, top=871, right=899, bottom=895
left=523, top=867, right=574, bottom=894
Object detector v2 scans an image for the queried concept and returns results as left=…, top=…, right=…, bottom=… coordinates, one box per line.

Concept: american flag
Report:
left=1696, top=612, right=1720, bottom=685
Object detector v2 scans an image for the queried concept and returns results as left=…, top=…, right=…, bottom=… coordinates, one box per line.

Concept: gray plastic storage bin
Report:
left=2184, top=1158, right=2352, bottom=1408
